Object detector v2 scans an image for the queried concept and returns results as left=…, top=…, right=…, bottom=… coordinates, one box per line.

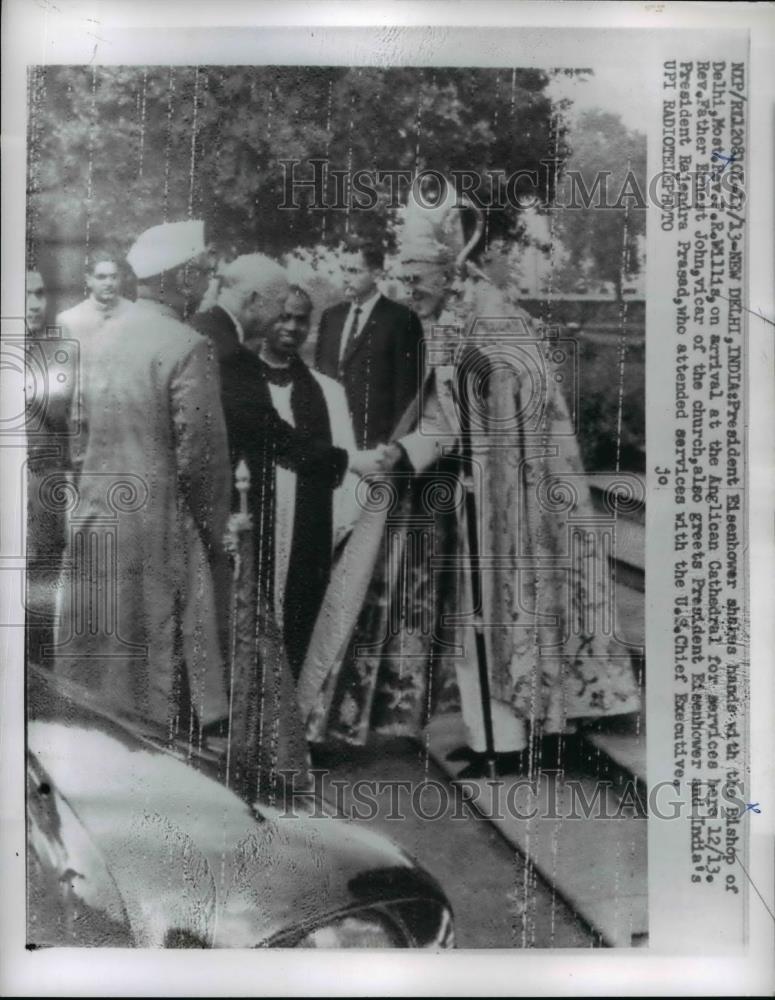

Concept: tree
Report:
left=27, top=65, right=562, bottom=270
left=554, top=110, right=646, bottom=299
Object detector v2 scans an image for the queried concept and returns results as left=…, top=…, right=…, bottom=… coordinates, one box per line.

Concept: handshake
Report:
left=349, top=442, right=403, bottom=477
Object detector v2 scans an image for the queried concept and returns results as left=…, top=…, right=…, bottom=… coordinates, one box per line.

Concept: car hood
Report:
left=27, top=712, right=437, bottom=948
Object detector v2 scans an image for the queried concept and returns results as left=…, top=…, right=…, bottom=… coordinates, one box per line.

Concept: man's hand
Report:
left=223, top=511, right=253, bottom=555
left=349, top=448, right=385, bottom=477
left=349, top=443, right=404, bottom=476
left=375, top=442, right=403, bottom=471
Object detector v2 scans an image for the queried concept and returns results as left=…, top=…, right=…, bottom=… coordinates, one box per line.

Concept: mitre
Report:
left=394, top=174, right=481, bottom=270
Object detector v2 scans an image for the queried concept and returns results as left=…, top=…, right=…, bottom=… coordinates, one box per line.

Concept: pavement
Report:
left=313, top=737, right=599, bottom=949
left=425, top=711, right=647, bottom=949
left=317, top=489, right=648, bottom=949
left=313, top=699, right=646, bottom=949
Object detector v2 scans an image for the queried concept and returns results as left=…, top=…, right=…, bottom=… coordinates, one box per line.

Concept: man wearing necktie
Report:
left=314, top=237, right=424, bottom=449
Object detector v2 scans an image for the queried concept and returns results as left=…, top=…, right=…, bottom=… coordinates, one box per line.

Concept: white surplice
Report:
left=265, top=367, right=358, bottom=628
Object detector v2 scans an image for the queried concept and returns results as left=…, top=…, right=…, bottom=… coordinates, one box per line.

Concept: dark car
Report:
left=26, top=665, right=455, bottom=949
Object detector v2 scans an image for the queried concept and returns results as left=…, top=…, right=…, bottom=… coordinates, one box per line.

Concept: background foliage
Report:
left=27, top=65, right=644, bottom=471
left=554, top=110, right=647, bottom=297
left=28, top=65, right=562, bottom=258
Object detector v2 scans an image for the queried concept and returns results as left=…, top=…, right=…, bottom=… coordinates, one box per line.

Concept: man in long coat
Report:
left=301, top=211, right=641, bottom=775
left=192, top=257, right=380, bottom=802
left=250, top=285, right=359, bottom=679
left=54, top=221, right=231, bottom=739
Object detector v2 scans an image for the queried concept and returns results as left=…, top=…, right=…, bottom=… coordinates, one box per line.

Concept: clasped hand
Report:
left=349, top=442, right=401, bottom=477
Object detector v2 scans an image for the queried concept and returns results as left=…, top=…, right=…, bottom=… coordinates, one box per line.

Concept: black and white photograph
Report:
left=2, top=2, right=772, bottom=996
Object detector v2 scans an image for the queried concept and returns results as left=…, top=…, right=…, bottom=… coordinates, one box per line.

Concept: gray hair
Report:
left=286, top=284, right=313, bottom=312
left=220, top=253, right=289, bottom=302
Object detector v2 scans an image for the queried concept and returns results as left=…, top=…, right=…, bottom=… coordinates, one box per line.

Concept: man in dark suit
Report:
left=192, top=253, right=383, bottom=799
left=193, top=253, right=381, bottom=513
left=193, top=253, right=384, bottom=610
left=315, top=237, right=424, bottom=448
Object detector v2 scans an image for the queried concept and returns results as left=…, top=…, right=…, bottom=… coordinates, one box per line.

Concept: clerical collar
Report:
left=258, top=351, right=296, bottom=386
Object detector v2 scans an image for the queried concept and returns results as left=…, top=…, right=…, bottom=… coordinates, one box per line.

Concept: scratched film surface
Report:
left=24, top=63, right=648, bottom=949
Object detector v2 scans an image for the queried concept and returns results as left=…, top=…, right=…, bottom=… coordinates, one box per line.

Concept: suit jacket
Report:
left=192, top=305, right=349, bottom=501
left=314, top=294, right=423, bottom=449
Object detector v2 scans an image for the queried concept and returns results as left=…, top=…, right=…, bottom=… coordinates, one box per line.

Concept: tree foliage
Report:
left=28, top=65, right=561, bottom=260
left=25, top=67, right=645, bottom=472
left=554, top=110, right=646, bottom=297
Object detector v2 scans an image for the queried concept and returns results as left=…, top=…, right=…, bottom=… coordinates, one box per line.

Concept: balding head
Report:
left=217, top=253, right=289, bottom=334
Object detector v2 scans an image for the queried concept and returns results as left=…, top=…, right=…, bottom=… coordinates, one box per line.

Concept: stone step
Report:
left=582, top=713, right=647, bottom=792
left=426, top=712, right=648, bottom=948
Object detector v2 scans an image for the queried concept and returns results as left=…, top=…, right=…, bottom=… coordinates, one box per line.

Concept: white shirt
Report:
left=338, top=289, right=382, bottom=362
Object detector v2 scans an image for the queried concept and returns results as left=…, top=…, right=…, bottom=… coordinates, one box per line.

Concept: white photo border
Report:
left=2, top=1, right=773, bottom=995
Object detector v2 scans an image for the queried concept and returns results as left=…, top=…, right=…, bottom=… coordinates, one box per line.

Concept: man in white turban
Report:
left=53, top=220, right=232, bottom=741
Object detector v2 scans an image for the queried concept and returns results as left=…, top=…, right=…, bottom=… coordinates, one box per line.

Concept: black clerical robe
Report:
left=192, top=307, right=351, bottom=676
left=255, top=355, right=357, bottom=678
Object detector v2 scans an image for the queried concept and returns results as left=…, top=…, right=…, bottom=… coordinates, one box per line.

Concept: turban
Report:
left=127, top=220, right=206, bottom=279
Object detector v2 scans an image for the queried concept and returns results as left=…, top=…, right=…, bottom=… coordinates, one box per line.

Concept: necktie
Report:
left=339, top=305, right=362, bottom=372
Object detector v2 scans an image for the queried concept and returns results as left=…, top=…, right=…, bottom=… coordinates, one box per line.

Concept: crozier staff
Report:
left=302, top=192, right=641, bottom=775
